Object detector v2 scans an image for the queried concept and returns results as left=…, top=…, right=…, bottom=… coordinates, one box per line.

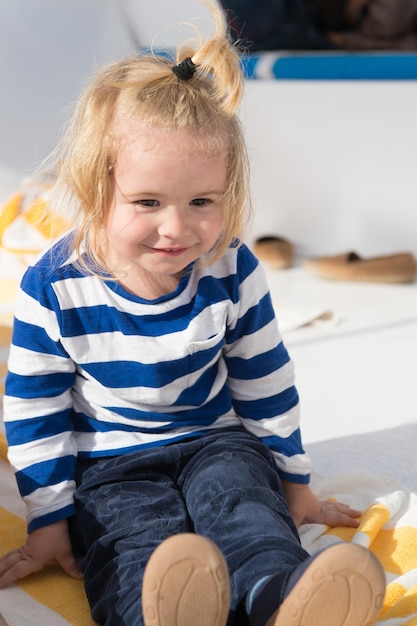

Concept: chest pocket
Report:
left=187, top=328, right=226, bottom=375
left=186, top=300, right=229, bottom=378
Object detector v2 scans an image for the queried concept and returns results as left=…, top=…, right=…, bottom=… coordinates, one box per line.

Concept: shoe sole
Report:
left=142, top=533, right=230, bottom=626
left=271, top=543, right=386, bottom=626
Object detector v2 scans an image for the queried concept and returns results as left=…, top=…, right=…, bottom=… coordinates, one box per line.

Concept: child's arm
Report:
left=225, top=247, right=310, bottom=483
left=282, top=481, right=361, bottom=529
left=226, top=247, right=360, bottom=518
left=5, top=266, right=78, bottom=533
left=0, top=520, right=83, bottom=589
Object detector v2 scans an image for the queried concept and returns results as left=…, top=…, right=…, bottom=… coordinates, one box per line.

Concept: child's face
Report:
left=105, top=122, right=226, bottom=286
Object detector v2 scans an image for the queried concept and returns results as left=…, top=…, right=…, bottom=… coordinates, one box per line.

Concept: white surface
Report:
left=306, top=423, right=417, bottom=493
left=260, top=263, right=417, bottom=446
left=0, top=0, right=214, bottom=173
left=241, top=79, right=417, bottom=259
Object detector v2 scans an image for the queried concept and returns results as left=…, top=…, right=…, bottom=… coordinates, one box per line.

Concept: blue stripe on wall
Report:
left=241, top=52, right=417, bottom=80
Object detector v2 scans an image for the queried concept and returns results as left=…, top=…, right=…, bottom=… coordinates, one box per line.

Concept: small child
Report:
left=0, top=3, right=385, bottom=625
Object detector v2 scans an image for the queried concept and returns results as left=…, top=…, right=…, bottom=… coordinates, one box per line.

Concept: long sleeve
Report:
left=4, top=268, right=78, bottom=532
left=224, top=246, right=310, bottom=483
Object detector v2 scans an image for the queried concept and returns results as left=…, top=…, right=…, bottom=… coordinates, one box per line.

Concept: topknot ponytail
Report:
left=174, top=1, right=244, bottom=117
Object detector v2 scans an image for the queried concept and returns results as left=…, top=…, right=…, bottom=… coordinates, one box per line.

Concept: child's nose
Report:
left=158, top=207, right=191, bottom=238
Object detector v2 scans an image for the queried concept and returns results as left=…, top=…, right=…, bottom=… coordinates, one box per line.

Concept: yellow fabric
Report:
left=300, top=473, right=417, bottom=624
left=22, top=196, right=70, bottom=242
left=0, top=506, right=96, bottom=625
left=328, top=524, right=417, bottom=618
left=0, top=180, right=70, bottom=256
left=0, top=432, right=8, bottom=461
left=0, top=193, right=21, bottom=241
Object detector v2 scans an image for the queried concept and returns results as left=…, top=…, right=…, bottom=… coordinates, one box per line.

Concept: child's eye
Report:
left=191, top=198, right=212, bottom=207
left=134, top=199, right=159, bottom=208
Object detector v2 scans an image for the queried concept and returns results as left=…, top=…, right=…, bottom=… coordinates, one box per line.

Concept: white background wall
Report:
left=241, top=80, right=417, bottom=258
left=0, top=0, right=214, bottom=172
left=1, top=0, right=416, bottom=258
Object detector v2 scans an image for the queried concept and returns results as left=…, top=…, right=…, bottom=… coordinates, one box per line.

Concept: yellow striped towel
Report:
left=300, top=471, right=417, bottom=625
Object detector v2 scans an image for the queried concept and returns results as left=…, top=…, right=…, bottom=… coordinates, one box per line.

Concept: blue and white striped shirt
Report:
left=4, top=236, right=310, bottom=532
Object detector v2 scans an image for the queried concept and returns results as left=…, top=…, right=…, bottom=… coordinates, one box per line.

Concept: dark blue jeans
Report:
left=69, top=427, right=309, bottom=626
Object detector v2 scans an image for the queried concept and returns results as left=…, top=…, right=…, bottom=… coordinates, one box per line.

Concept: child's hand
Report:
left=0, top=519, right=83, bottom=589
left=282, top=482, right=361, bottom=529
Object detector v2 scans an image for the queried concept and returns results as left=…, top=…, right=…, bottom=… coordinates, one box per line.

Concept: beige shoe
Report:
left=142, top=533, right=230, bottom=626
left=268, top=543, right=386, bottom=626
left=305, top=251, right=417, bottom=284
left=253, top=236, right=294, bottom=269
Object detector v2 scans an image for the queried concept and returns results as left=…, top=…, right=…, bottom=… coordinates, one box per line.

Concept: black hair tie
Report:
left=172, top=57, right=197, bottom=81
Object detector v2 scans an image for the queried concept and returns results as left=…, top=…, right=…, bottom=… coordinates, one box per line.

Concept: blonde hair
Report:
left=51, top=1, right=251, bottom=275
